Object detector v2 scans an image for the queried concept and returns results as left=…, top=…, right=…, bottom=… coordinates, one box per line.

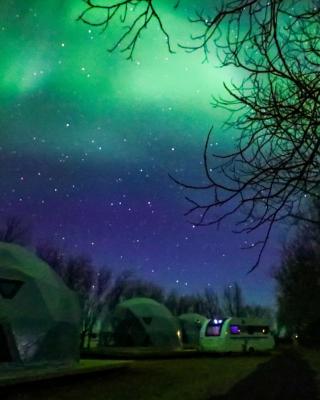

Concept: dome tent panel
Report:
left=178, top=313, right=207, bottom=347
left=0, top=270, right=79, bottom=361
left=112, top=308, right=149, bottom=347
left=0, top=271, right=58, bottom=361
left=0, top=327, right=13, bottom=362
left=146, top=315, right=180, bottom=347
left=0, top=242, right=81, bottom=365
left=108, top=297, right=181, bottom=349
left=0, top=248, right=79, bottom=323
left=0, top=319, right=20, bottom=363
left=33, top=321, right=80, bottom=362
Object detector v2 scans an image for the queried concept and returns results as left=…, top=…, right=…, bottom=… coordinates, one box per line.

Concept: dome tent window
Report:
left=0, top=278, right=24, bottom=299
left=142, top=317, right=152, bottom=325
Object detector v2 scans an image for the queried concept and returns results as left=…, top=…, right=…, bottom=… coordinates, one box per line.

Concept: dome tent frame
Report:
left=0, top=242, right=81, bottom=366
left=100, top=297, right=182, bottom=349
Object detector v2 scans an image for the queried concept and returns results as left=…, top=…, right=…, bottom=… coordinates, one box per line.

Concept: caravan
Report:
left=199, top=317, right=275, bottom=353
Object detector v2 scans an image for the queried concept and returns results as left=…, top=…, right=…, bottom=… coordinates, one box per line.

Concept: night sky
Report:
left=0, top=0, right=283, bottom=307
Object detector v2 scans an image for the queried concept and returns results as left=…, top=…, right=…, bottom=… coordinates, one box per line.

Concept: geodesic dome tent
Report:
left=0, top=242, right=81, bottom=365
left=178, top=313, right=207, bottom=347
left=102, top=297, right=181, bottom=348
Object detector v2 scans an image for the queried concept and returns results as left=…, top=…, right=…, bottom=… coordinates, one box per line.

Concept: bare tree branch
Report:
left=0, top=216, right=32, bottom=246
left=77, top=0, right=175, bottom=59
left=79, top=0, right=320, bottom=271
left=171, top=0, right=320, bottom=271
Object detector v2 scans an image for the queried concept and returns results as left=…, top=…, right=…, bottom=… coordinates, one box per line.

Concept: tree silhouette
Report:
left=77, top=0, right=174, bottom=60
left=222, top=282, right=245, bottom=317
left=0, top=216, right=32, bottom=246
left=274, top=201, right=320, bottom=343
left=79, top=0, right=320, bottom=270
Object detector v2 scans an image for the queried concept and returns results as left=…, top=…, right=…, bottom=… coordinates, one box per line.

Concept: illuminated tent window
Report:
left=0, top=278, right=24, bottom=299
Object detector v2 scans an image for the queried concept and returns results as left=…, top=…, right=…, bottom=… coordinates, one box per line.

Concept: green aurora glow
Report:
left=0, top=0, right=277, bottom=306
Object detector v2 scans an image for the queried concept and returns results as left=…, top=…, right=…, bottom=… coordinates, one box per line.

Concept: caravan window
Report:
left=230, top=325, right=241, bottom=334
left=246, top=325, right=270, bottom=335
left=206, top=319, right=224, bottom=336
left=229, top=324, right=270, bottom=335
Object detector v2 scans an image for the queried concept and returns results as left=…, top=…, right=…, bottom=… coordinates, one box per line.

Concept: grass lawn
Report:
left=3, top=354, right=271, bottom=400
left=0, top=359, right=130, bottom=387
left=297, top=347, right=320, bottom=389
left=4, top=347, right=320, bottom=399
left=299, top=347, right=320, bottom=371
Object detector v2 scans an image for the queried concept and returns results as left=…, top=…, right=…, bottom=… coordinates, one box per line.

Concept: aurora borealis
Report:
left=0, top=0, right=281, bottom=306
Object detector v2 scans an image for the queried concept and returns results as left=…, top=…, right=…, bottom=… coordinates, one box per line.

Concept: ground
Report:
left=0, top=359, right=130, bottom=387
left=2, top=347, right=320, bottom=400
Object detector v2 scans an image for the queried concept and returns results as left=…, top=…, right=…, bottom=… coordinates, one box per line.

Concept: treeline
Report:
left=0, top=215, right=272, bottom=348
left=35, top=243, right=272, bottom=349
left=3, top=204, right=320, bottom=347
left=274, top=201, right=320, bottom=344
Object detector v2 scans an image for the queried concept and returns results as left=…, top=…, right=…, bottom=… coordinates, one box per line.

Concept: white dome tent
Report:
left=100, top=297, right=182, bottom=349
left=0, top=242, right=81, bottom=365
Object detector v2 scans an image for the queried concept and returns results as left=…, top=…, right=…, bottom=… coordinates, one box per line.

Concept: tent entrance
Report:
left=0, top=324, right=12, bottom=362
